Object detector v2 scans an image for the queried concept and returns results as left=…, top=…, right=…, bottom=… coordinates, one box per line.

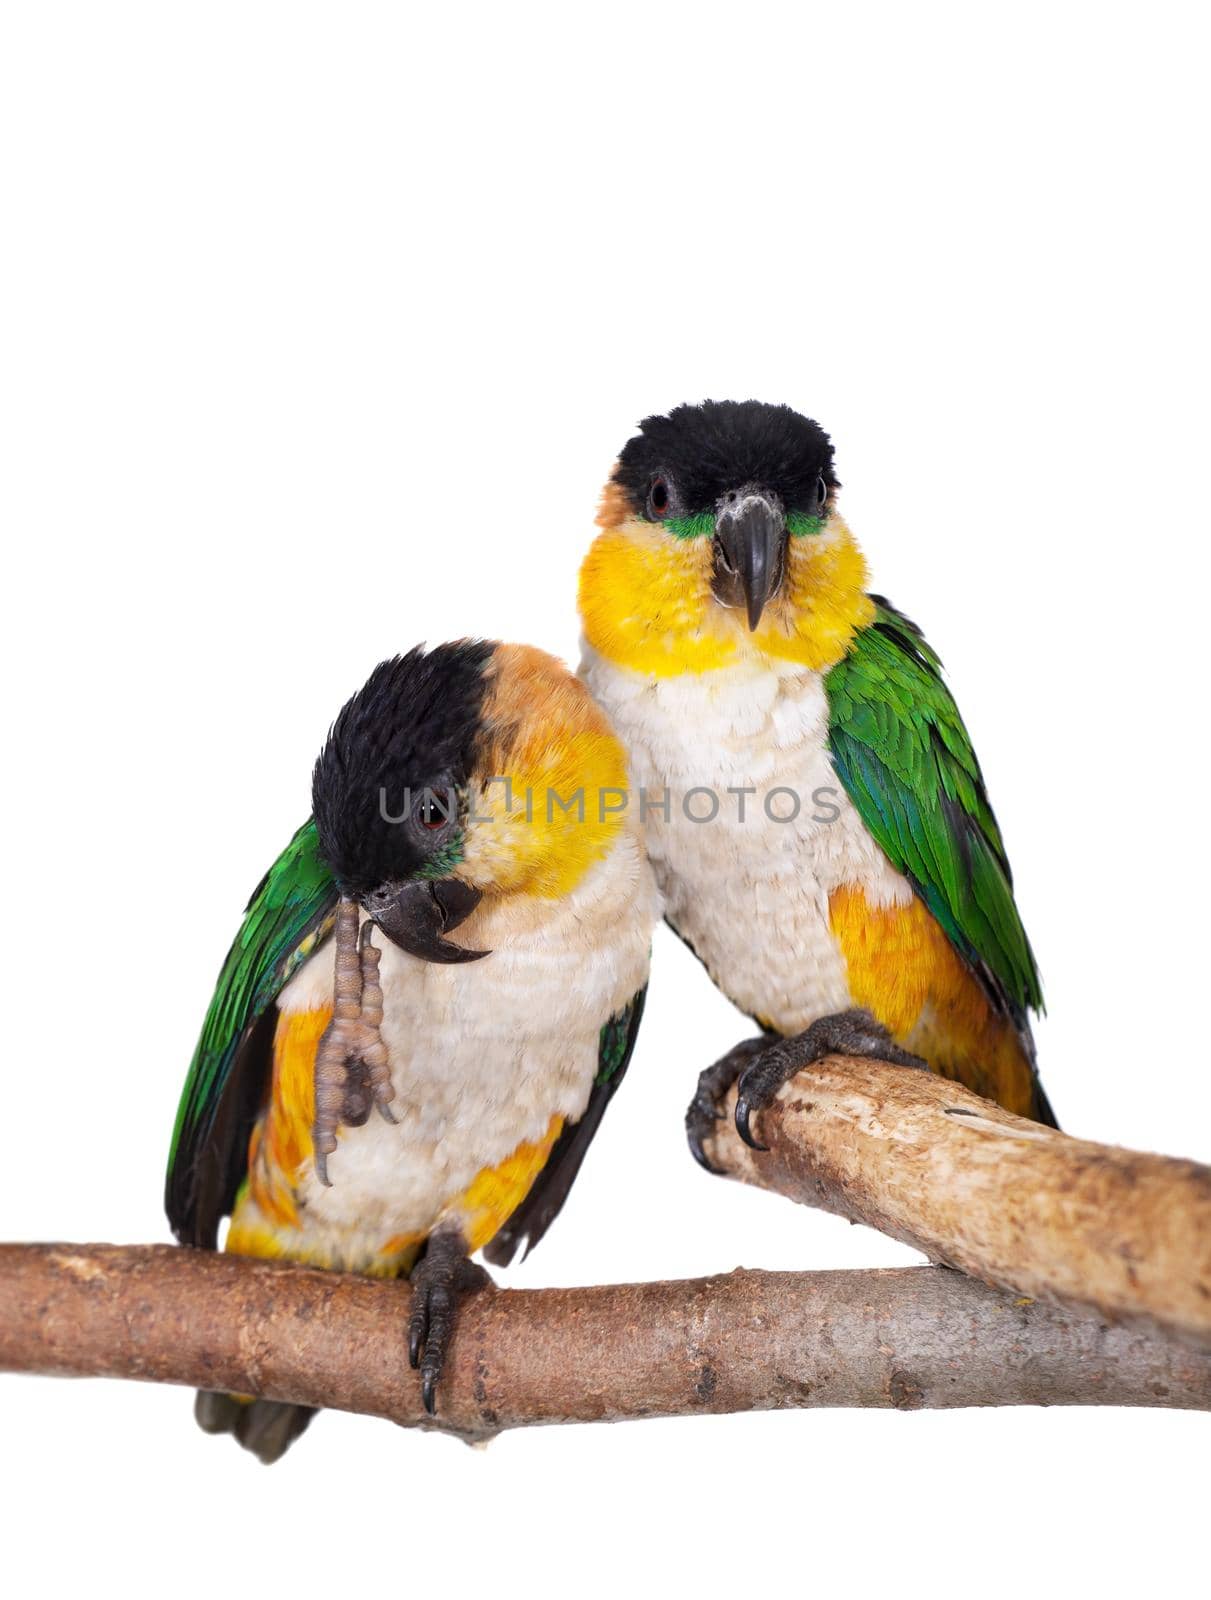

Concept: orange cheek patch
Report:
left=595, top=476, right=635, bottom=530
left=829, top=885, right=1037, bottom=1116
left=464, top=644, right=633, bottom=898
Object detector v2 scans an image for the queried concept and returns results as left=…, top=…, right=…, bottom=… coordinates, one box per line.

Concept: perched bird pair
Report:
left=168, top=400, right=1050, bottom=1461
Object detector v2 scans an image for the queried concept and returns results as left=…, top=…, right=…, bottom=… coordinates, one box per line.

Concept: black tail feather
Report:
left=194, top=1390, right=316, bottom=1464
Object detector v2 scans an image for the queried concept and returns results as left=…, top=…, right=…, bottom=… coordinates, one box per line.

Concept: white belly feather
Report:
left=275, top=831, right=656, bottom=1247
left=580, top=645, right=912, bottom=1033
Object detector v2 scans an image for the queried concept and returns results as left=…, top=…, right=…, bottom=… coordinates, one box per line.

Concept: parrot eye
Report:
left=647, top=477, right=670, bottom=520
left=413, top=788, right=454, bottom=831
left=816, top=475, right=828, bottom=511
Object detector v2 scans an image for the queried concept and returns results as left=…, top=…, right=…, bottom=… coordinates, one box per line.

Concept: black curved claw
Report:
left=420, top=1366, right=440, bottom=1417
left=733, top=1094, right=770, bottom=1153
left=408, top=1303, right=426, bottom=1370
left=731, top=1010, right=927, bottom=1154
left=686, top=1036, right=771, bottom=1171
left=416, top=1282, right=454, bottom=1415
left=686, top=1096, right=724, bottom=1174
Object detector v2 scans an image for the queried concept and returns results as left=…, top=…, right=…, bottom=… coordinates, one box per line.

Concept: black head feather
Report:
left=614, top=400, right=838, bottom=519
left=312, top=641, right=495, bottom=895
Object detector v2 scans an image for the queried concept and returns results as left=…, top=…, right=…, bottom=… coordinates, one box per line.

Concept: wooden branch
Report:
left=1, top=1245, right=1207, bottom=1440
left=702, top=1057, right=1211, bottom=1352
left=4, top=1063, right=1207, bottom=1438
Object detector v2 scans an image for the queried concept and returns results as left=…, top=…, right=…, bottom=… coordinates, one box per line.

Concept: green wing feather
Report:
left=825, top=599, right=1042, bottom=1023
left=165, top=819, right=338, bottom=1247
left=483, top=984, right=648, bottom=1267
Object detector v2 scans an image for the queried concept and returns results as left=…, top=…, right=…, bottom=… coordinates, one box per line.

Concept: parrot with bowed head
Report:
left=577, top=400, right=1053, bottom=1160
left=166, top=641, right=656, bottom=1460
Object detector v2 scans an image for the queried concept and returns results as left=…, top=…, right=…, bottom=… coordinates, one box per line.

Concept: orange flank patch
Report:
left=256, top=1003, right=330, bottom=1221
left=452, top=1115, right=564, bottom=1254
left=828, top=885, right=1038, bottom=1116
left=226, top=1005, right=331, bottom=1252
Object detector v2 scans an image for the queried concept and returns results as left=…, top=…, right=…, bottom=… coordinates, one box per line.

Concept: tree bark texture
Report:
left=701, top=1056, right=1211, bottom=1352
left=1, top=1244, right=1207, bottom=1442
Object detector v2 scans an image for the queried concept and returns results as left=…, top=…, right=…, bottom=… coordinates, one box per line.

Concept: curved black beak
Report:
left=363, top=878, right=490, bottom=964
left=712, top=489, right=788, bottom=630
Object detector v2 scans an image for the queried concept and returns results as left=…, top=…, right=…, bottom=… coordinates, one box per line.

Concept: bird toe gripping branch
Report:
left=312, top=897, right=397, bottom=1186
left=686, top=1035, right=768, bottom=1173
left=732, top=1009, right=928, bottom=1152
left=687, top=1012, right=927, bottom=1167
left=408, top=1230, right=492, bottom=1416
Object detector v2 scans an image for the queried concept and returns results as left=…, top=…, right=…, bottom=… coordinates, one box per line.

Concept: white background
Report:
left=2, top=4, right=1207, bottom=1596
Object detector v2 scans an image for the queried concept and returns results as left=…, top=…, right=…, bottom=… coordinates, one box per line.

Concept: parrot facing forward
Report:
left=166, top=642, right=656, bottom=1460
left=577, top=400, right=1053, bottom=1158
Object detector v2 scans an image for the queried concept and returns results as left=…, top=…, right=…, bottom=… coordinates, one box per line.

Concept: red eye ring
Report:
left=647, top=476, right=670, bottom=519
